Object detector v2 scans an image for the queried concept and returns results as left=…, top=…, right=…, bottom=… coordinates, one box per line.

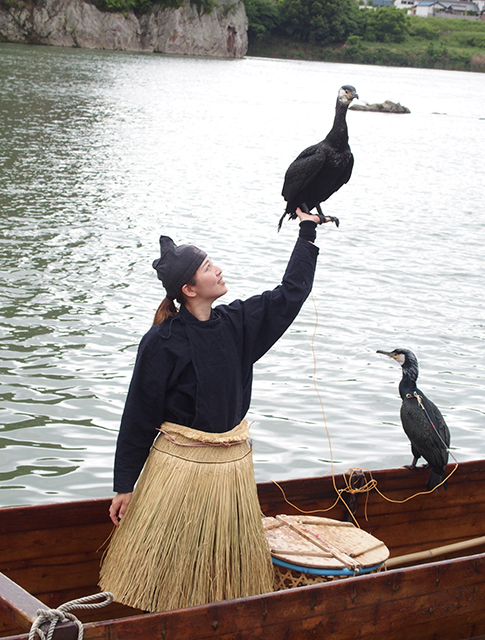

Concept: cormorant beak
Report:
left=348, top=90, right=359, bottom=101
left=376, top=350, right=395, bottom=359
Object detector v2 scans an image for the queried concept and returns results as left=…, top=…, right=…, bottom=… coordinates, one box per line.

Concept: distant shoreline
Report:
left=247, top=23, right=485, bottom=74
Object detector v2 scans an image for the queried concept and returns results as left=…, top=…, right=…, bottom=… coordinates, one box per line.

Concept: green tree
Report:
left=277, top=0, right=363, bottom=46
left=363, top=6, right=410, bottom=43
left=244, top=0, right=280, bottom=39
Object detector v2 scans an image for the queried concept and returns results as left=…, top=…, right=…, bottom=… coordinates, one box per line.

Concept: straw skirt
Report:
left=99, top=420, right=274, bottom=612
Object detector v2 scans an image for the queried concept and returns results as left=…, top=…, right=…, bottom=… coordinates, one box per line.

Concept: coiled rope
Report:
left=29, top=592, right=114, bottom=640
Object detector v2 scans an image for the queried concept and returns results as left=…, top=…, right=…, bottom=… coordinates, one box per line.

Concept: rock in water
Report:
left=350, top=100, right=410, bottom=114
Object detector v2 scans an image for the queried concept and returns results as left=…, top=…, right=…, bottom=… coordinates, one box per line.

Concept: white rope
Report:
left=29, top=592, right=114, bottom=640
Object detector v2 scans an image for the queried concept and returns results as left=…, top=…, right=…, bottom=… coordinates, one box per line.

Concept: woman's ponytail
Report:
left=152, top=274, right=197, bottom=326
left=152, top=297, right=178, bottom=326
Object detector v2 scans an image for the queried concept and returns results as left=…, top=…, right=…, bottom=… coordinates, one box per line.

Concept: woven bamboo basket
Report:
left=263, top=515, right=389, bottom=590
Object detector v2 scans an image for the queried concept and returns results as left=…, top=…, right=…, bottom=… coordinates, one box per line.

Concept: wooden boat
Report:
left=1, top=459, right=485, bottom=640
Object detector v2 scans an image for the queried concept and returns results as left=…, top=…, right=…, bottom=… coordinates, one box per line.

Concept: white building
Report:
left=395, top=0, right=482, bottom=15
left=413, top=0, right=445, bottom=16
left=394, top=0, right=417, bottom=11
left=438, top=0, right=480, bottom=13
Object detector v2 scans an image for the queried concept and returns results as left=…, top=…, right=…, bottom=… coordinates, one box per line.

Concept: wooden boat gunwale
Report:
left=1, top=459, right=484, bottom=640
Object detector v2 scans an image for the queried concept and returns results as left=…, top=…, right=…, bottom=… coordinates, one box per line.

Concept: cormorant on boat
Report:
left=377, top=348, right=451, bottom=491
left=279, top=85, right=359, bottom=231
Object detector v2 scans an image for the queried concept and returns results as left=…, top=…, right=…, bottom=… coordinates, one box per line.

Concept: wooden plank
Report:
left=0, top=523, right=112, bottom=564
left=0, top=573, right=113, bottom=640
left=359, top=496, right=483, bottom=526
left=0, top=571, right=46, bottom=630
left=256, top=460, right=484, bottom=510
left=2, top=550, right=103, bottom=576
left=1, top=460, right=484, bottom=640
left=1, top=556, right=485, bottom=640
left=74, top=553, right=485, bottom=640
left=0, top=500, right=111, bottom=535
left=0, top=460, right=480, bottom=540
left=2, top=626, right=79, bottom=640
left=0, top=461, right=481, bottom=539
left=4, top=558, right=102, bottom=596
left=0, top=616, right=24, bottom=638
left=258, top=483, right=471, bottom=533
left=0, top=572, right=79, bottom=640
left=369, top=511, right=485, bottom=543
left=353, top=490, right=483, bottom=523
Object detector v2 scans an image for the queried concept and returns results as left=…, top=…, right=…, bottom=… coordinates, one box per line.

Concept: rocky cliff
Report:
left=0, top=0, right=248, bottom=57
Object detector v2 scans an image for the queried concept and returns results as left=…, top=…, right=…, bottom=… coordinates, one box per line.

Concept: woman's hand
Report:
left=109, top=492, right=133, bottom=526
left=295, top=208, right=322, bottom=224
left=296, top=207, right=339, bottom=226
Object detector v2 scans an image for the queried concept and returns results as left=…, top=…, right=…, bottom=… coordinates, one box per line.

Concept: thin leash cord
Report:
left=272, top=292, right=458, bottom=524
left=308, top=294, right=364, bottom=526
left=272, top=294, right=365, bottom=528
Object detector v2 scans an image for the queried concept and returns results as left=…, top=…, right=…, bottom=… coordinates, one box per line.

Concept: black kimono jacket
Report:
left=114, top=236, right=319, bottom=493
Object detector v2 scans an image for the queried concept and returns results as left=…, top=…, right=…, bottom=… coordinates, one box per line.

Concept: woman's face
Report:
left=190, top=257, right=227, bottom=302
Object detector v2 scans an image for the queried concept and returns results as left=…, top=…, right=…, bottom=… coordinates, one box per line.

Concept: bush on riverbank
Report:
left=245, top=2, right=409, bottom=44
left=246, top=5, right=485, bottom=72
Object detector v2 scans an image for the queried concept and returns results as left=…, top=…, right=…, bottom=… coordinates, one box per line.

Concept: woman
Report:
left=99, top=209, right=325, bottom=612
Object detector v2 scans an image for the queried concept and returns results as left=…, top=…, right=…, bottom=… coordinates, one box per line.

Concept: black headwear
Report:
left=152, top=236, right=207, bottom=298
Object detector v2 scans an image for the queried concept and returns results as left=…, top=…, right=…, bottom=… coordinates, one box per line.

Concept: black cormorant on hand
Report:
left=278, top=85, right=359, bottom=231
left=377, top=348, right=451, bottom=491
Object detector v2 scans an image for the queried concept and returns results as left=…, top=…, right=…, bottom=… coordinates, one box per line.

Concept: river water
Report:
left=1, top=43, right=484, bottom=507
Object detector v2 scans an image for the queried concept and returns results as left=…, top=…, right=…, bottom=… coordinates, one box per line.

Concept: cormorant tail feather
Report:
left=427, top=470, right=447, bottom=491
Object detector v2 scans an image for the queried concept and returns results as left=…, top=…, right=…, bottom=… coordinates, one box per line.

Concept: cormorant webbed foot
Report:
left=404, top=455, right=420, bottom=471
left=317, top=213, right=340, bottom=227
left=404, top=463, right=428, bottom=470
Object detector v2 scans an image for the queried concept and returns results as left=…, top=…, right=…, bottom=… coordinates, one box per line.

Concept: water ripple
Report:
left=1, top=44, right=484, bottom=506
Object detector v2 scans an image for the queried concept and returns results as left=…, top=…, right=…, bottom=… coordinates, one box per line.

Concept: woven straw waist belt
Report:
left=152, top=419, right=252, bottom=464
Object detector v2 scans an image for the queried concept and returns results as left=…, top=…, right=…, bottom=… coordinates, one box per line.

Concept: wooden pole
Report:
left=385, top=535, right=485, bottom=569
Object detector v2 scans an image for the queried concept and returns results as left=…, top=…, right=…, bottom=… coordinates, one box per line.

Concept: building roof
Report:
left=438, top=0, right=478, bottom=8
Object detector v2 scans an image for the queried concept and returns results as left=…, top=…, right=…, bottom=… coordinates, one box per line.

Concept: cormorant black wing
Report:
left=321, top=152, right=354, bottom=199
left=339, top=153, right=354, bottom=187
left=421, top=395, right=451, bottom=449
left=282, top=144, right=327, bottom=201
left=400, top=394, right=449, bottom=472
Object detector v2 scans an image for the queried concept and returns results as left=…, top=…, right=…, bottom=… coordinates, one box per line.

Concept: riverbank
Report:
left=0, top=0, right=248, bottom=56
left=248, top=17, right=485, bottom=72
